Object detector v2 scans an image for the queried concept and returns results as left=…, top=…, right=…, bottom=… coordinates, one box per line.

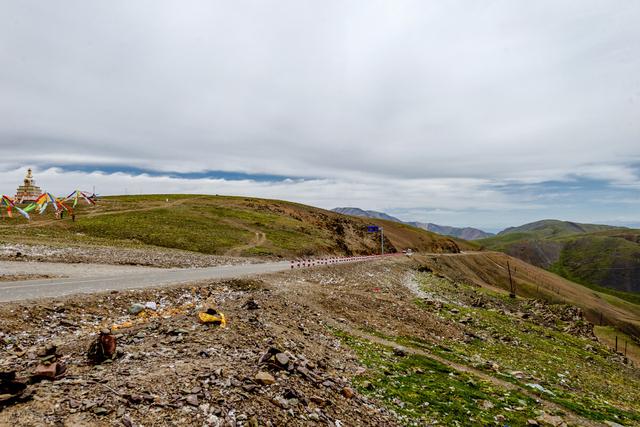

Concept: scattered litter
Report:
left=197, top=308, right=226, bottom=327
left=526, top=383, right=556, bottom=396
left=87, top=329, right=117, bottom=365
left=112, top=320, right=134, bottom=330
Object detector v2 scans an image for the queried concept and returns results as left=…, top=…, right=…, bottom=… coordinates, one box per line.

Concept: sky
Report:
left=1, top=0, right=639, bottom=232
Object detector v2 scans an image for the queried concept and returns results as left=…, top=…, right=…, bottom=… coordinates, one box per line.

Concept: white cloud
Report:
left=0, top=1, right=639, bottom=228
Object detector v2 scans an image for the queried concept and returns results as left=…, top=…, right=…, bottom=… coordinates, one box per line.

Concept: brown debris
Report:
left=87, top=329, right=117, bottom=365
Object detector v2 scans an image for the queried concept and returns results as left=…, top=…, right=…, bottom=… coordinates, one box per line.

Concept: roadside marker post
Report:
left=366, top=225, right=384, bottom=255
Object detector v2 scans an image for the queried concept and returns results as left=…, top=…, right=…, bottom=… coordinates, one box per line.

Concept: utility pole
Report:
left=507, top=261, right=515, bottom=298
left=381, top=227, right=384, bottom=255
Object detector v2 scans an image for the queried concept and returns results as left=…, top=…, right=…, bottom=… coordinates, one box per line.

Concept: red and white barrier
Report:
left=288, top=253, right=402, bottom=269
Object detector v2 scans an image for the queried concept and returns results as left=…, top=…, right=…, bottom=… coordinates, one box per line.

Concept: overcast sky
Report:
left=1, top=0, right=639, bottom=231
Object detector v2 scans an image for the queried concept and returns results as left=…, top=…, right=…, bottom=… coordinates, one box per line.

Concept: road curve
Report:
left=0, top=261, right=291, bottom=302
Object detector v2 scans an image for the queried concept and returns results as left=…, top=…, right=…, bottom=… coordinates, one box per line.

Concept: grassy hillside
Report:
left=498, top=219, right=619, bottom=238
left=0, top=194, right=468, bottom=257
left=480, top=221, right=640, bottom=296
left=413, top=251, right=640, bottom=338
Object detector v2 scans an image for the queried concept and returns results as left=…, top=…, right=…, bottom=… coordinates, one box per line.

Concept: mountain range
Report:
left=331, top=207, right=494, bottom=240
left=332, top=209, right=640, bottom=296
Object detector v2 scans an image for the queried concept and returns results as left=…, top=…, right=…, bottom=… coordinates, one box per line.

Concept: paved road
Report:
left=0, top=261, right=291, bottom=302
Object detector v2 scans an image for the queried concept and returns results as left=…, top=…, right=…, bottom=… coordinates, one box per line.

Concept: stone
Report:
left=361, top=381, right=373, bottom=390
left=272, top=396, right=289, bottom=409
left=393, top=347, right=407, bottom=357
left=93, top=406, right=109, bottom=416
left=122, top=415, right=133, bottom=427
left=341, top=387, right=354, bottom=399
left=128, top=303, right=145, bottom=315
left=36, top=344, right=57, bottom=358
left=480, top=400, right=494, bottom=410
left=33, top=362, right=60, bottom=380
left=537, top=413, right=565, bottom=427
left=186, top=395, right=199, bottom=406
left=310, top=396, right=327, bottom=406
left=242, top=300, right=260, bottom=310
left=527, top=420, right=539, bottom=426
left=255, top=371, right=276, bottom=385
left=275, top=353, right=289, bottom=367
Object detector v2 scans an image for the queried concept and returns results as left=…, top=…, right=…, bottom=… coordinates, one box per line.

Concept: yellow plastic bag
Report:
left=198, top=309, right=226, bottom=327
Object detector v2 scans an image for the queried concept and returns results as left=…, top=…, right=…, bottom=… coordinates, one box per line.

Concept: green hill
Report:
left=480, top=220, right=640, bottom=297
left=498, top=219, right=619, bottom=238
left=0, top=194, right=468, bottom=257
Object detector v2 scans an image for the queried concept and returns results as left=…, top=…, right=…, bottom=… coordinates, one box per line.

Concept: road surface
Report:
left=0, top=261, right=291, bottom=302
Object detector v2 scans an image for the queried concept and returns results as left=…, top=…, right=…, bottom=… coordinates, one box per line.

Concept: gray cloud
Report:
left=1, top=1, right=639, bottom=227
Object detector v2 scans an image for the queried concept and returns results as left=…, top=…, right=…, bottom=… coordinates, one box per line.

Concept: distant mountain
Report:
left=480, top=220, right=640, bottom=293
left=418, top=223, right=494, bottom=241
left=331, top=207, right=493, bottom=240
left=331, top=207, right=403, bottom=223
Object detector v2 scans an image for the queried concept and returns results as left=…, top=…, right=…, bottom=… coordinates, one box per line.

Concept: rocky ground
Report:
left=1, top=257, right=639, bottom=426
left=0, top=243, right=258, bottom=268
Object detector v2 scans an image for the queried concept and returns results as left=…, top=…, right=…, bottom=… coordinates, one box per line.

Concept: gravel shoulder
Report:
left=0, top=243, right=264, bottom=268
left=0, top=261, right=162, bottom=279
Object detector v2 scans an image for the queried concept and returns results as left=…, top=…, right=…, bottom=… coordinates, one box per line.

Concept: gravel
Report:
left=0, top=243, right=262, bottom=268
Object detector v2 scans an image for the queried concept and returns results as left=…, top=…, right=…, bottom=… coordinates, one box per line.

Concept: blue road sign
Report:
left=367, top=225, right=380, bottom=232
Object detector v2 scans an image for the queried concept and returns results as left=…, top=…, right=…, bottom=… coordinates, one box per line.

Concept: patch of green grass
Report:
left=334, top=330, right=541, bottom=426
left=550, top=242, right=640, bottom=306
left=406, top=273, right=640, bottom=424
left=73, top=208, right=255, bottom=253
